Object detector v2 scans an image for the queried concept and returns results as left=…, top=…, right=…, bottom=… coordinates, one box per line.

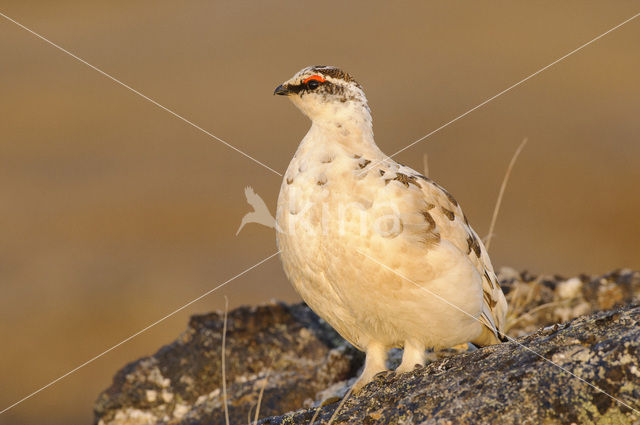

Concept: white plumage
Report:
left=274, top=66, right=507, bottom=391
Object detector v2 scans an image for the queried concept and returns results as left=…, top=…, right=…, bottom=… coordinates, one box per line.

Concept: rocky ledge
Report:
left=94, top=269, right=640, bottom=425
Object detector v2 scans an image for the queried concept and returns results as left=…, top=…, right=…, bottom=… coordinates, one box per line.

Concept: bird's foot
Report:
left=396, top=340, right=426, bottom=374
left=352, top=368, right=390, bottom=393
left=395, top=362, right=422, bottom=374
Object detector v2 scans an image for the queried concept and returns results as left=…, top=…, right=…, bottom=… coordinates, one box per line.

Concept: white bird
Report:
left=274, top=66, right=508, bottom=391
left=236, top=186, right=276, bottom=235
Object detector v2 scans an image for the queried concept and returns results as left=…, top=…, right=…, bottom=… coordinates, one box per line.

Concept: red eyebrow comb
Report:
left=303, top=75, right=326, bottom=84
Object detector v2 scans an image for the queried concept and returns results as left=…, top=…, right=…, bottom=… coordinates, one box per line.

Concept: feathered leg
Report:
left=353, top=341, right=388, bottom=392
left=396, top=339, right=425, bottom=373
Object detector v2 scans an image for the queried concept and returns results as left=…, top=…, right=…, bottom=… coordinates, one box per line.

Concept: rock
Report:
left=500, top=268, right=640, bottom=337
left=93, top=302, right=361, bottom=425
left=264, top=306, right=640, bottom=425
left=94, top=270, right=640, bottom=425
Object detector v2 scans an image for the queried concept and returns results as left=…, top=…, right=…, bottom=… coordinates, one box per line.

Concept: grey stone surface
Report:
left=94, top=303, right=361, bottom=425
left=94, top=270, right=640, bottom=425
left=265, top=306, right=640, bottom=425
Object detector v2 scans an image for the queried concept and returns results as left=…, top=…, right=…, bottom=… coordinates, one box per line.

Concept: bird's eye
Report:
left=303, top=75, right=325, bottom=91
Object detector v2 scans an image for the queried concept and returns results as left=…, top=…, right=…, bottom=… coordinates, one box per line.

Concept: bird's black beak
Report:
left=274, top=84, right=292, bottom=96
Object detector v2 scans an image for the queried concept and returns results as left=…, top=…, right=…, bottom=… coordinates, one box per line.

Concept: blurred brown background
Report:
left=0, top=1, right=638, bottom=424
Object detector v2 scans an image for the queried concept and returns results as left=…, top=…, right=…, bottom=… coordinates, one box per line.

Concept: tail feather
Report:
left=471, top=325, right=502, bottom=347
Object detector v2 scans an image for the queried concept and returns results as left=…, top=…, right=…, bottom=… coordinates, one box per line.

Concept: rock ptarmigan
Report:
left=274, top=66, right=508, bottom=391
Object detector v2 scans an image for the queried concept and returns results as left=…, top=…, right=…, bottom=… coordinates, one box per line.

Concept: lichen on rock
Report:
left=94, top=270, right=640, bottom=425
left=270, top=306, right=640, bottom=425
left=94, top=302, right=361, bottom=425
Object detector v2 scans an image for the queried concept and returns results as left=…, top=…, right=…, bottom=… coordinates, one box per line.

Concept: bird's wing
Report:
left=244, top=186, right=271, bottom=212
left=381, top=164, right=508, bottom=338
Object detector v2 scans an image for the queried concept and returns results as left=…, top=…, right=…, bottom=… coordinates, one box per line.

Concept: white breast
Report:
left=276, top=131, right=494, bottom=350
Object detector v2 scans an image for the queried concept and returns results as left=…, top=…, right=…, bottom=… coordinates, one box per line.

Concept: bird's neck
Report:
left=303, top=104, right=383, bottom=159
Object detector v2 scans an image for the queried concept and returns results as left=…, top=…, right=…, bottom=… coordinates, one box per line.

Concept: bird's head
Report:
left=274, top=66, right=370, bottom=126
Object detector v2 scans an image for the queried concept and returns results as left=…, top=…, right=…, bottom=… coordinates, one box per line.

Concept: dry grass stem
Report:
left=326, top=386, right=354, bottom=425
left=506, top=299, right=570, bottom=332
left=253, top=370, right=270, bottom=425
left=247, top=404, right=254, bottom=425
left=505, top=278, right=541, bottom=325
left=485, top=138, right=528, bottom=251
left=222, top=296, right=230, bottom=425
left=308, top=403, right=322, bottom=425
left=423, top=153, right=429, bottom=178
